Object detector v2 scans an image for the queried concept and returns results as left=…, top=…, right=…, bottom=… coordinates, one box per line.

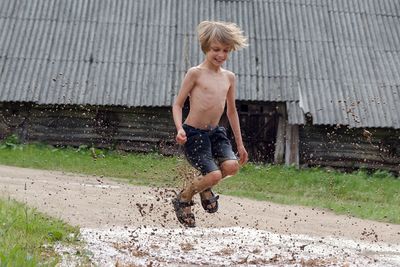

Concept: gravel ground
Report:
left=1, top=165, right=399, bottom=266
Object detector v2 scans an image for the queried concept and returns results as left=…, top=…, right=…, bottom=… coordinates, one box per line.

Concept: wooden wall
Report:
left=2, top=101, right=399, bottom=174
left=300, top=125, right=400, bottom=173
left=0, top=102, right=178, bottom=154
left=0, top=101, right=280, bottom=161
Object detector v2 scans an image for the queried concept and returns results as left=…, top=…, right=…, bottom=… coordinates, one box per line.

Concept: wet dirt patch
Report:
left=63, top=226, right=400, bottom=267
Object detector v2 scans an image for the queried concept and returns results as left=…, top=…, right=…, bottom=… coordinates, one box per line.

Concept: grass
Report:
left=0, top=142, right=181, bottom=187
left=216, top=164, right=400, bottom=224
left=0, top=138, right=399, bottom=225
left=0, top=198, right=80, bottom=266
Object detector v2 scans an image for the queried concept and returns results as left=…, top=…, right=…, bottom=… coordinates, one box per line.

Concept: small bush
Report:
left=0, top=134, right=23, bottom=150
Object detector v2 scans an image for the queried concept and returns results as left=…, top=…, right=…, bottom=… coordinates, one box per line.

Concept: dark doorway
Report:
left=236, top=102, right=279, bottom=163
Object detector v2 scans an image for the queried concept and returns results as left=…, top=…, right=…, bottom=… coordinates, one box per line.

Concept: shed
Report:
left=0, top=0, right=399, bottom=172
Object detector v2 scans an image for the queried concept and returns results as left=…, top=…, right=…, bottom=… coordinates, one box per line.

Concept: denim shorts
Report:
left=182, top=124, right=237, bottom=175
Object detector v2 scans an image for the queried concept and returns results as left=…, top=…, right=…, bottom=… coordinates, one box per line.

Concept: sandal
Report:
left=172, top=193, right=196, bottom=228
left=199, top=188, right=219, bottom=213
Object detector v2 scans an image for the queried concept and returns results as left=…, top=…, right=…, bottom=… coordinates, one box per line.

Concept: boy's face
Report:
left=205, top=41, right=231, bottom=67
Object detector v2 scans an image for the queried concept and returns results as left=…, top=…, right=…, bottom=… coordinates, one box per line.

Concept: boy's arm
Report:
left=172, top=68, right=197, bottom=145
left=226, top=73, right=248, bottom=165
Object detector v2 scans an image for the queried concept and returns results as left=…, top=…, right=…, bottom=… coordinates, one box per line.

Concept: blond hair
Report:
left=197, top=21, right=248, bottom=53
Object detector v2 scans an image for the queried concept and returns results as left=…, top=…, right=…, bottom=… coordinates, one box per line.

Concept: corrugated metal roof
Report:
left=0, top=0, right=180, bottom=107
left=0, top=0, right=400, bottom=129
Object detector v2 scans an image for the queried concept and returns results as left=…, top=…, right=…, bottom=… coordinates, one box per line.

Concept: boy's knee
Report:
left=206, top=170, right=223, bottom=185
left=221, top=160, right=239, bottom=177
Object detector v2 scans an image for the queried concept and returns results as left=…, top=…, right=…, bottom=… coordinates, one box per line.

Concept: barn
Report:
left=0, top=0, right=399, bottom=172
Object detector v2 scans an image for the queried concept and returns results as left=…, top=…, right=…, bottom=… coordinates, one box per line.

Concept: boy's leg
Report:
left=208, top=125, right=241, bottom=180
left=180, top=124, right=222, bottom=201
left=176, top=160, right=238, bottom=218
left=198, top=126, right=241, bottom=211
left=174, top=125, right=240, bottom=223
left=173, top=124, right=221, bottom=225
left=180, top=169, right=222, bottom=201
left=220, top=159, right=240, bottom=178
left=173, top=170, right=221, bottom=226
left=198, top=160, right=239, bottom=211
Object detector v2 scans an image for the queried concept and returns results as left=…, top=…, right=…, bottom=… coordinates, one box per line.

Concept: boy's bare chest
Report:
left=195, top=74, right=230, bottom=96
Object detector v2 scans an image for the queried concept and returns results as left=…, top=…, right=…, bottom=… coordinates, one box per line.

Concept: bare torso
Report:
left=184, top=66, right=233, bottom=129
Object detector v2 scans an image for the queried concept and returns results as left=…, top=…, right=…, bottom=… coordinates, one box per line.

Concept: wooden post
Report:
left=285, top=124, right=299, bottom=167
left=274, top=103, right=286, bottom=164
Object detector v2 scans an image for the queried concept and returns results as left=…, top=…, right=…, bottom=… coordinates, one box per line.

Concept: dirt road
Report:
left=1, top=165, right=399, bottom=266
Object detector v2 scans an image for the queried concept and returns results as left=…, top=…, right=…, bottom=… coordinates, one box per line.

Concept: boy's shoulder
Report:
left=185, top=66, right=202, bottom=77
left=221, top=68, right=235, bottom=78
left=220, top=68, right=236, bottom=82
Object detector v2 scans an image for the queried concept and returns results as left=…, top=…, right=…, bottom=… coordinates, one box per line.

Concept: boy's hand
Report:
left=176, top=129, right=187, bottom=145
left=237, top=145, right=248, bottom=166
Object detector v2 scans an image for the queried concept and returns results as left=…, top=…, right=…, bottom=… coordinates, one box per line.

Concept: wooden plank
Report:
left=285, top=124, right=299, bottom=167
left=274, top=103, right=286, bottom=164
left=274, top=115, right=286, bottom=164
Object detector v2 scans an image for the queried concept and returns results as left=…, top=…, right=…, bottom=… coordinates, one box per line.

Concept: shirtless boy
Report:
left=172, top=21, right=249, bottom=227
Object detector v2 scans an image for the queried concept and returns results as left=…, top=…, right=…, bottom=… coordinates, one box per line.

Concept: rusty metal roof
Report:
left=1, top=0, right=400, bottom=128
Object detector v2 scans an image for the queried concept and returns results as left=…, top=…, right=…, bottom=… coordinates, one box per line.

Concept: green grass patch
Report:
left=0, top=139, right=399, bottom=224
left=0, top=142, right=181, bottom=187
left=216, top=164, right=400, bottom=224
left=0, top=198, right=80, bottom=266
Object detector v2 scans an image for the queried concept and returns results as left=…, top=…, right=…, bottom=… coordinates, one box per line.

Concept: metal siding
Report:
left=287, top=101, right=305, bottom=125
left=343, top=84, right=400, bottom=129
